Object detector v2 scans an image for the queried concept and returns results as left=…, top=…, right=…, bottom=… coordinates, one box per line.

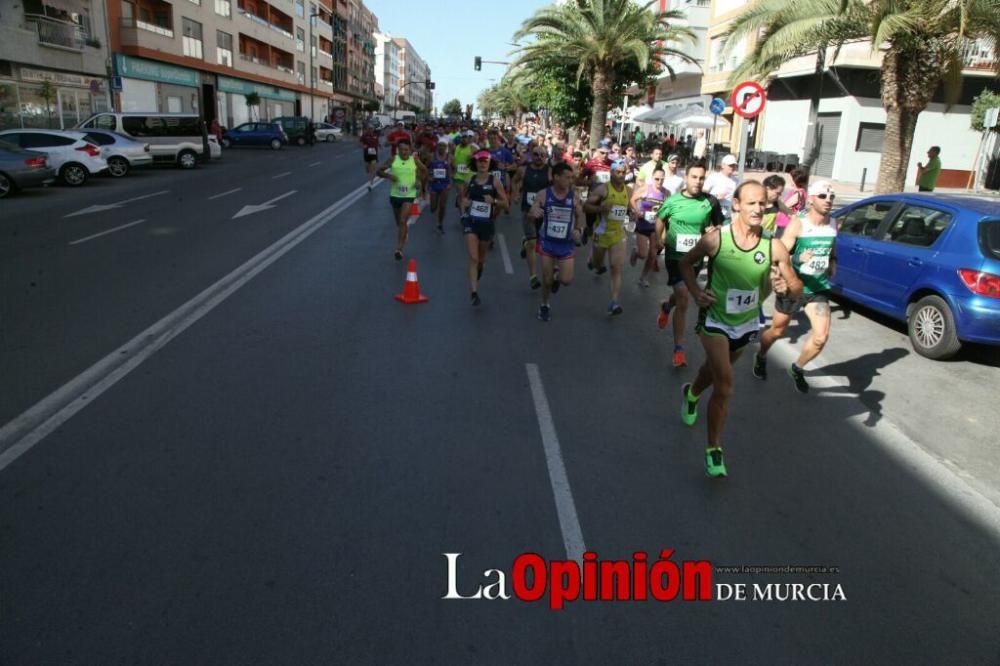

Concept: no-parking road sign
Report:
left=731, top=81, right=766, bottom=119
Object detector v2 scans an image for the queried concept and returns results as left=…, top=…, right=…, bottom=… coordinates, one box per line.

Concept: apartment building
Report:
left=373, top=31, right=399, bottom=113
left=701, top=0, right=999, bottom=185
left=345, top=0, right=376, bottom=103
left=392, top=37, right=430, bottom=113
left=103, top=0, right=377, bottom=127
left=0, top=0, right=112, bottom=130
left=647, top=0, right=710, bottom=111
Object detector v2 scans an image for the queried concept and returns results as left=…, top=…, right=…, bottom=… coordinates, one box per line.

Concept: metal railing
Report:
left=26, top=13, right=86, bottom=49
left=961, top=38, right=997, bottom=71
left=120, top=16, right=174, bottom=38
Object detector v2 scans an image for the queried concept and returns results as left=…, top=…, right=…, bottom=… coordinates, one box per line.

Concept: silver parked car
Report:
left=0, top=140, right=56, bottom=198
left=81, top=129, right=153, bottom=178
left=313, top=122, right=342, bottom=142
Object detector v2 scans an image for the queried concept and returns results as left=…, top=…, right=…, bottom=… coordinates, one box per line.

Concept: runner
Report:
left=753, top=181, right=838, bottom=392
left=460, top=149, right=509, bottom=306
left=635, top=147, right=663, bottom=188
left=515, top=146, right=553, bottom=290
left=677, top=180, right=802, bottom=477
left=489, top=131, right=517, bottom=215
left=629, top=166, right=669, bottom=287
left=774, top=167, right=810, bottom=238
left=704, top=154, right=739, bottom=219
left=528, top=162, right=586, bottom=322
left=386, top=121, right=411, bottom=157
left=761, top=174, right=786, bottom=234
left=376, top=137, right=428, bottom=260
left=582, top=145, right=612, bottom=244
left=661, top=153, right=684, bottom=195
left=584, top=159, right=632, bottom=315
left=427, top=138, right=452, bottom=235
left=451, top=130, right=476, bottom=215
left=655, top=161, right=725, bottom=367
left=360, top=125, right=380, bottom=191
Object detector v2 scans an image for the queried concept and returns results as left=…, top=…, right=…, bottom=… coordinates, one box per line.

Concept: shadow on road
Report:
left=812, top=347, right=910, bottom=426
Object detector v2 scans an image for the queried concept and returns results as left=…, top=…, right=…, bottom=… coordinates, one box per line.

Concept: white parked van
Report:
left=76, top=113, right=221, bottom=169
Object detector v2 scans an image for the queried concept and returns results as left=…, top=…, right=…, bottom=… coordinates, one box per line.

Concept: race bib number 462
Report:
left=470, top=201, right=492, bottom=219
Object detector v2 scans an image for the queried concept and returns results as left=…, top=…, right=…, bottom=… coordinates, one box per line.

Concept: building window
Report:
left=311, top=66, right=317, bottom=86
left=294, top=0, right=304, bottom=17
left=296, top=27, right=304, bottom=52
left=311, top=35, right=316, bottom=58
left=217, top=30, right=233, bottom=66
left=187, top=0, right=200, bottom=5
left=215, top=0, right=231, bottom=17
left=297, top=61, right=305, bottom=85
left=855, top=122, right=885, bottom=153
left=182, top=17, right=203, bottom=59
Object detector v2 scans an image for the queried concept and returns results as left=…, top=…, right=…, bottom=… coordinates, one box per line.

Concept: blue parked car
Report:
left=831, top=194, right=1000, bottom=359
left=221, top=122, right=287, bottom=150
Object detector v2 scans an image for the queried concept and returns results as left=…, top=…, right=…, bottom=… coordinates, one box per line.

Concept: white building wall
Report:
left=760, top=96, right=982, bottom=186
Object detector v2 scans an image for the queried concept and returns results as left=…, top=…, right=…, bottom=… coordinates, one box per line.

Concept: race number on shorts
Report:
left=433, top=168, right=447, bottom=179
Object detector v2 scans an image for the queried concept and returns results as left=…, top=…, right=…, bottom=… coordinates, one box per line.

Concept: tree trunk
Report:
left=876, top=45, right=942, bottom=193
left=589, top=67, right=613, bottom=150
left=876, top=105, right=919, bottom=193
left=802, top=42, right=826, bottom=169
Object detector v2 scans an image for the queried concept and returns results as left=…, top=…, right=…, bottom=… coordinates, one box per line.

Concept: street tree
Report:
left=513, top=0, right=697, bottom=148
left=442, top=99, right=463, bottom=116
left=724, top=0, right=1000, bottom=193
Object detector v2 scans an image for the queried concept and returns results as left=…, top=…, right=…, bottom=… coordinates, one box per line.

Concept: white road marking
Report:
left=208, top=187, right=242, bottom=200
left=272, top=171, right=291, bottom=179
left=64, top=190, right=169, bottom=218
left=69, top=219, right=147, bottom=245
left=232, top=190, right=298, bottom=219
left=768, top=340, right=1000, bottom=536
left=526, top=363, right=587, bottom=562
left=0, top=179, right=382, bottom=474
left=309, top=161, right=322, bottom=167
left=497, top=233, right=514, bottom=275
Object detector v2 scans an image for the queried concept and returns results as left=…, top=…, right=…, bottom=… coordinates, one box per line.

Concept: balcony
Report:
left=24, top=14, right=86, bottom=50
left=237, top=0, right=294, bottom=42
left=961, top=38, right=996, bottom=72
left=120, top=15, right=176, bottom=52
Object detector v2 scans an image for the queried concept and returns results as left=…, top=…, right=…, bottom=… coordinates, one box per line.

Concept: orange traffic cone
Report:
left=395, top=259, right=429, bottom=304
left=406, top=201, right=421, bottom=226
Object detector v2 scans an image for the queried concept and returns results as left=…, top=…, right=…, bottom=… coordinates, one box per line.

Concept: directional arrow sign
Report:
left=730, top=81, right=766, bottom=119
left=232, top=190, right=297, bottom=219
left=64, top=190, right=170, bottom=218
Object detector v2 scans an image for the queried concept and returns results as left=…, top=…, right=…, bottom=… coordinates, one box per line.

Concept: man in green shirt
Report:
left=677, top=181, right=802, bottom=478
left=917, top=146, right=942, bottom=192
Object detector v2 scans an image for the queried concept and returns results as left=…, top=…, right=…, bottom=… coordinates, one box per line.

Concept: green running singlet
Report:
left=389, top=154, right=417, bottom=198
left=658, top=192, right=715, bottom=260
left=791, top=213, right=837, bottom=295
left=702, top=225, right=773, bottom=339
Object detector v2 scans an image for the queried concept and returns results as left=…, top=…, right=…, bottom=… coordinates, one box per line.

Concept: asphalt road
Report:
left=2, top=146, right=1000, bottom=664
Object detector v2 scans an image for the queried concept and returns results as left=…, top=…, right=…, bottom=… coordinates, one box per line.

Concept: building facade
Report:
left=700, top=0, right=999, bottom=186
left=392, top=37, right=430, bottom=113
left=373, top=31, right=399, bottom=113
left=0, top=0, right=113, bottom=130
left=648, top=0, right=710, bottom=112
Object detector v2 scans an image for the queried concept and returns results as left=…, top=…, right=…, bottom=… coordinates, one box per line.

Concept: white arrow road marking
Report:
left=232, top=190, right=297, bottom=219
left=64, top=190, right=169, bottom=218
left=69, top=219, right=147, bottom=245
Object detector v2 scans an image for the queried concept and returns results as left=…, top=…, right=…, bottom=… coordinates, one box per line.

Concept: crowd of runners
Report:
left=366, top=119, right=838, bottom=479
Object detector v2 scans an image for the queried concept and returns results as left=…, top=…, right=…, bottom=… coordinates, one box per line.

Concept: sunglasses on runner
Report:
left=814, top=193, right=835, bottom=200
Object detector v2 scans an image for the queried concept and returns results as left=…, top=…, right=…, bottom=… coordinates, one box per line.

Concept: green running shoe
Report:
left=705, top=447, right=727, bottom=478
left=681, top=382, right=699, bottom=426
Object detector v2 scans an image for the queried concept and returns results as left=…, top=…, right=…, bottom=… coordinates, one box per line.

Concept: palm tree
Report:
left=724, top=0, right=1000, bottom=193
left=513, top=0, right=698, bottom=149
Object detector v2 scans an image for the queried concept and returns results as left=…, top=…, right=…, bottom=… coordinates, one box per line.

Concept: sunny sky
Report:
left=362, top=0, right=551, bottom=116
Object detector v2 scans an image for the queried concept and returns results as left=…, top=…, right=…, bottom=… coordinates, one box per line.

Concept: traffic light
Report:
left=474, top=56, right=482, bottom=71
left=425, top=80, right=435, bottom=90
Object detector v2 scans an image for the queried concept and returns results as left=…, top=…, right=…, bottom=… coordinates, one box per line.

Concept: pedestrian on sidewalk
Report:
left=917, top=146, right=942, bottom=192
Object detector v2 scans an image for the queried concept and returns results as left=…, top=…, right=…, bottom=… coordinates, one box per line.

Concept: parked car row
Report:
left=0, top=112, right=222, bottom=198
left=220, top=117, right=341, bottom=150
